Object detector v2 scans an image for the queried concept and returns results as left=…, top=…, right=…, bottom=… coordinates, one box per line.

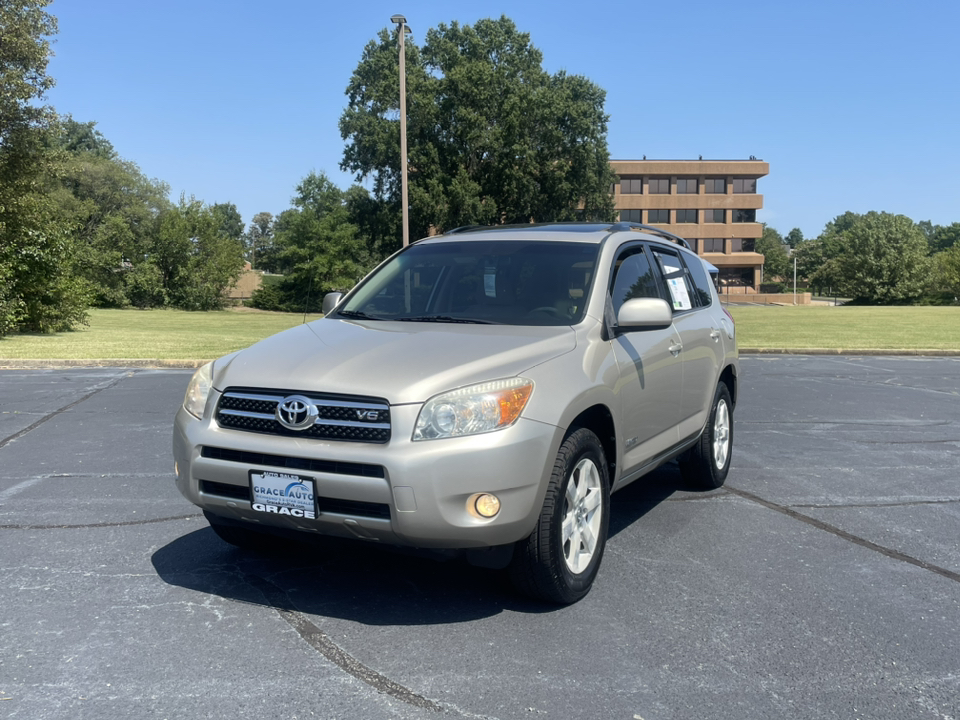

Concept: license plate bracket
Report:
left=249, top=470, right=317, bottom=520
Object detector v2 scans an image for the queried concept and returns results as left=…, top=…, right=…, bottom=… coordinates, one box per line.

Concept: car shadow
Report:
left=151, top=463, right=709, bottom=624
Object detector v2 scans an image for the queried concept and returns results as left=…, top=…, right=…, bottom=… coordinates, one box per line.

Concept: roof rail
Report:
left=608, top=222, right=692, bottom=250
left=445, top=225, right=488, bottom=234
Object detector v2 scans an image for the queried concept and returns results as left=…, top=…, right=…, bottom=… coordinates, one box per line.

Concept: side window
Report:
left=610, top=247, right=662, bottom=316
left=682, top=253, right=714, bottom=307
left=651, top=249, right=695, bottom=312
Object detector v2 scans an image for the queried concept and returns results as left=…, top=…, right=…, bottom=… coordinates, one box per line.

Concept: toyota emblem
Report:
left=275, top=395, right=319, bottom=431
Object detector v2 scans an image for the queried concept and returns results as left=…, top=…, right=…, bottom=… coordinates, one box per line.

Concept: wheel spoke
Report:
left=579, top=521, right=598, bottom=556
left=565, top=472, right=579, bottom=508
left=561, top=513, right=576, bottom=545
left=583, top=487, right=601, bottom=513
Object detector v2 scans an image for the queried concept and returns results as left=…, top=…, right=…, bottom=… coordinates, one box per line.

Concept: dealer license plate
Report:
left=249, top=471, right=317, bottom=520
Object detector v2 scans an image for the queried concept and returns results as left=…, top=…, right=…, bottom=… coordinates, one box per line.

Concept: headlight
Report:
left=413, top=378, right=533, bottom=441
left=183, top=361, right=214, bottom=419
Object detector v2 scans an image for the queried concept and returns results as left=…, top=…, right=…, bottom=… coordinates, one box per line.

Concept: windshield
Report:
left=337, top=240, right=599, bottom=326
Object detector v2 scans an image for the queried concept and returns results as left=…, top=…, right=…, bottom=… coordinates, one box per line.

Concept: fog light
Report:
left=472, top=493, right=501, bottom=518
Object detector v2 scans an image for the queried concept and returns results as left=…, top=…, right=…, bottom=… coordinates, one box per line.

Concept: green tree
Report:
left=933, top=244, right=960, bottom=299
left=932, top=223, right=960, bottom=253
left=0, top=0, right=90, bottom=334
left=756, top=225, right=789, bottom=280
left=785, top=227, right=804, bottom=249
left=830, top=212, right=931, bottom=304
left=51, top=120, right=172, bottom=307
left=149, top=196, right=246, bottom=310
left=211, top=202, right=244, bottom=243
left=340, top=16, right=616, bottom=247
left=243, top=211, right=277, bottom=270
left=252, top=173, right=375, bottom=311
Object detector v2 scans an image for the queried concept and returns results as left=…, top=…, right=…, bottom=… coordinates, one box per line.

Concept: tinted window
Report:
left=620, top=177, right=643, bottom=194
left=676, top=209, right=698, bottom=223
left=706, top=178, right=726, bottom=194
left=647, top=209, right=669, bottom=223
left=610, top=248, right=661, bottom=316
left=651, top=249, right=695, bottom=312
left=339, top=241, right=599, bottom=326
left=648, top=178, right=670, bottom=194
left=683, top=254, right=713, bottom=307
left=620, top=209, right=642, bottom=223
left=677, top=178, right=698, bottom=194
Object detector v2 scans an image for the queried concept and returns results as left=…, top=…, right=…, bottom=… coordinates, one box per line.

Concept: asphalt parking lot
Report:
left=1, top=356, right=958, bottom=720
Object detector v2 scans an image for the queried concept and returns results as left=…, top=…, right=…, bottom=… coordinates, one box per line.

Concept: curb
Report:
left=3, top=349, right=960, bottom=369
left=0, top=359, right=212, bottom=369
left=739, top=348, right=960, bottom=357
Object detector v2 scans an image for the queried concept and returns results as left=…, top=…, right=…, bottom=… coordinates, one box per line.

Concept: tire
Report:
left=679, top=382, right=733, bottom=490
left=510, top=428, right=610, bottom=604
left=204, top=511, right=282, bottom=553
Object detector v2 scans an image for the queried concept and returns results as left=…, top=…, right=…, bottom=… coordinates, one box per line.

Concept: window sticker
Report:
left=484, top=267, right=497, bottom=297
left=666, top=277, right=692, bottom=311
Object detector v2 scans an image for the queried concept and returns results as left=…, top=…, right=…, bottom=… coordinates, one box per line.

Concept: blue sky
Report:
left=47, top=0, right=959, bottom=239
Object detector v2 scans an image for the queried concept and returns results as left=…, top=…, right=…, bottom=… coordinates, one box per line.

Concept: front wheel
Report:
left=679, top=382, right=733, bottom=489
left=510, top=428, right=610, bottom=604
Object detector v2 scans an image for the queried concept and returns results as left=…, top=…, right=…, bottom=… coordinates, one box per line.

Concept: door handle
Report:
left=710, top=328, right=721, bottom=341
left=669, top=342, right=683, bottom=356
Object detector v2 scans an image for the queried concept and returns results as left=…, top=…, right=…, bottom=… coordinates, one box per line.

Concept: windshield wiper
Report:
left=337, top=309, right=384, bottom=321
left=396, top=315, right=499, bottom=324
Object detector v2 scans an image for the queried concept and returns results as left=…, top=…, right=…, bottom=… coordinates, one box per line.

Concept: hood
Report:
left=212, top=318, right=576, bottom=405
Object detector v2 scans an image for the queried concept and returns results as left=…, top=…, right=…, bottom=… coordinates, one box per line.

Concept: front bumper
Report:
left=173, top=397, right=562, bottom=549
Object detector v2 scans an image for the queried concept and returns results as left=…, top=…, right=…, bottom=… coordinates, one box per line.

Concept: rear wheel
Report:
left=510, top=428, right=610, bottom=604
left=679, top=382, right=733, bottom=489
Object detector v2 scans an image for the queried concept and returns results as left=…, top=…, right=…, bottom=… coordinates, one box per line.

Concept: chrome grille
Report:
left=216, top=388, right=391, bottom=443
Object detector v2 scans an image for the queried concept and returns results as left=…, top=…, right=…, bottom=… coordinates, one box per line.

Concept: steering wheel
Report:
left=526, top=306, right=564, bottom=318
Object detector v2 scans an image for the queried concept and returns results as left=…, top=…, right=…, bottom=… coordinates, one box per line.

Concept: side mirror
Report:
left=321, top=292, right=343, bottom=315
left=616, top=297, right=672, bottom=332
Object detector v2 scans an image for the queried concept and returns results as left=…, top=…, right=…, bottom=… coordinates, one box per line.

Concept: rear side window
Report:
left=682, top=254, right=714, bottom=307
left=651, top=249, right=695, bottom=312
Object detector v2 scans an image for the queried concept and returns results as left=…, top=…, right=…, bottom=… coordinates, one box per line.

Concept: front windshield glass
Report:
left=337, top=240, right=599, bottom=326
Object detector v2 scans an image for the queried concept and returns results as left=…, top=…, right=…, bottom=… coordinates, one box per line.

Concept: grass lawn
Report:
left=0, top=308, right=322, bottom=361
left=728, top=305, right=960, bottom=351
left=0, top=305, right=958, bottom=362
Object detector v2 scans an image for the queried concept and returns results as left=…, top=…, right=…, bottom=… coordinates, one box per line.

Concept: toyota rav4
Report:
left=173, top=222, right=738, bottom=603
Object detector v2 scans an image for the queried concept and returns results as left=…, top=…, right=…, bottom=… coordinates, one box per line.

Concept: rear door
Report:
left=649, top=247, right=723, bottom=440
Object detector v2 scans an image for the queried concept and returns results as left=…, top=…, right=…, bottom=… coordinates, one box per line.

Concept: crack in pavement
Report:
left=726, top=486, right=960, bottom=584
left=239, top=571, right=442, bottom=712
left=0, top=372, right=135, bottom=451
left=0, top=513, right=202, bottom=530
left=792, top=498, right=960, bottom=509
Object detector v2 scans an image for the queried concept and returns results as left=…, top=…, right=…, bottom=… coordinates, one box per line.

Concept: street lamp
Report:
left=390, top=14, right=411, bottom=247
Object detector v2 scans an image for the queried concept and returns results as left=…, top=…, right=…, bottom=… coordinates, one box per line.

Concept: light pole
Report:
left=390, top=14, right=411, bottom=247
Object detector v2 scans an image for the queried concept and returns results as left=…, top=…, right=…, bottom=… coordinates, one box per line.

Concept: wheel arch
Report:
left=720, top=363, right=738, bottom=410
left=566, top=404, right=617, bottom=484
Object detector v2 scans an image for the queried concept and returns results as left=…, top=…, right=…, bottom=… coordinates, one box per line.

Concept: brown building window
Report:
left=702, top=238, right=725, bottom=253
left=620, top=177, right=643, bottom=194
left=705, top=178, right=726, bottom=194
left=733, top=209, right=756, bottom=223
left=676, top=209, right=698, bottom=223
left=677, top=178, right=698, bottom=194
left=718, top=267, right=754, bottom=288
left=730, top=238, right=756, bottom=252
left=733, top=178, right=757, bottom=193
left=620, top=209, right=642, bottom=223
left=705, top=209, right=725, bottom=223
left=647, top=209, right=670, bottom=223
left=648, top=178, right=670, bottom=194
